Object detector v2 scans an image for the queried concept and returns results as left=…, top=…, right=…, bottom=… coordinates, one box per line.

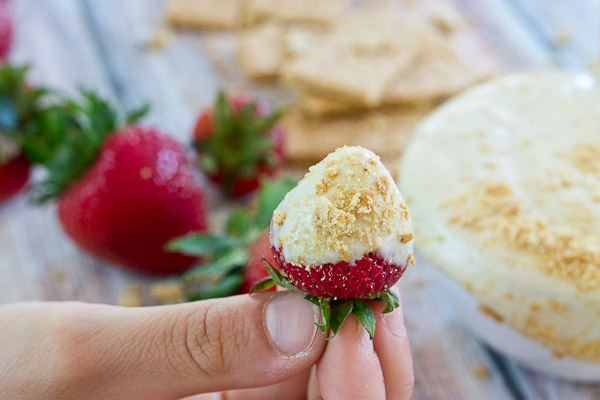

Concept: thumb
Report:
left=44, top=292, right=324, bottom=400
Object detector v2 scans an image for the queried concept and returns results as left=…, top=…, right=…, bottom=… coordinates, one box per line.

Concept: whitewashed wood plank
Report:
left=503, top=0, right=600, bottom=67
left=0, top=0, right=151, bottom=304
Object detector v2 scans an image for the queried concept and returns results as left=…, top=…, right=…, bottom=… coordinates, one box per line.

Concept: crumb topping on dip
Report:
left=271, top=145, right=413, bottom=267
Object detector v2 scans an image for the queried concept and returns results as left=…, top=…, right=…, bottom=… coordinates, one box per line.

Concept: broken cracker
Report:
left=284, top=106, right=432, bottom=163
left=166, top=0, right=248, bottom=30
left=245, top=0, right=348, bottom=26
left=238, top=23, right=285, bottom=79
left=301, top=34, right=489, bottom=116
left=284, top=12, right=432, bottom=107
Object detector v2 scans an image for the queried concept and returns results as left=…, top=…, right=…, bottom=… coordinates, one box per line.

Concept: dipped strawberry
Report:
left=35, top=91, right=208, bottom=275
left=192, top=92, right=285, bottom=197
left=253, top=146, right=415, bottom=338
left=168, top=176, right=296, bottom=300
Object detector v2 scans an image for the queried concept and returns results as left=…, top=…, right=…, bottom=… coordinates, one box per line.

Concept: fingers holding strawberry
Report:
left=192, top=92, right=286, bottom=198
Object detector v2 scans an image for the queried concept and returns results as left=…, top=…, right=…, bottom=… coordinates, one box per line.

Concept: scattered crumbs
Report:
left=503, top=292, right=514, bottom=300
left=49, top=269, right=65, bottom=283
left=478, top=304, right=504, bottom=323
left=448, top=182, right=600, bottom=291
left=548, top=299, right=566, bottom=312
left=472, top=365, right=490, bottom=379
left=553, top=29, right=571, bottom=47
left=414, top=278, right=426, bottom=288
left=569, top=143, right=600, bottom=175
left=273, top=210, right=287, bottom=226
left=483, top=161, right=496, bottom=169
left=485, top=183, right=512, bottom=197
left=140, top=167, right=153, bottom=180
left=400, top=232, right=414, bottom=243
left=151, top=282, right=183, bottom=304
left=119, top=284, right=142, bottom=307
left=480, top=144, right=491, bottom=153
left=551, top=349, right=565, bottom=359
left=462, top=280, right=473, bottom=291
left=147, top=26, right=174, bottom=49
left=529, top=301, right=541, bottom=312
left=408, top=254, right=416, bottom=266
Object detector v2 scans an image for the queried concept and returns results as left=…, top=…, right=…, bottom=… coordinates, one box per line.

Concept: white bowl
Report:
left=422, top=255, right=600, bottom=382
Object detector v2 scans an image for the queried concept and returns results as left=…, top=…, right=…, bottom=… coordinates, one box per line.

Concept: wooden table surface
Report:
left=2, top=0, right=599, bottom=399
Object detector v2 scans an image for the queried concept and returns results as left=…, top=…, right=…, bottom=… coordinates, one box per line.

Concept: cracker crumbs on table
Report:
left=147, top=27, right=174, bottom=49
left=478, top=304, right=504, bottom=323
left=472, top=365, right=490, bottom=379
left=151, top=281, right=184, bottom=304
left=119, top=284, right=142, bottom=307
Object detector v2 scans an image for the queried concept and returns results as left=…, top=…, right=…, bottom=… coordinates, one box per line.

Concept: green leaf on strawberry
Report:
left=168, top=175, right=297, bottom=300
left=252, top=269, right=399, bottom=339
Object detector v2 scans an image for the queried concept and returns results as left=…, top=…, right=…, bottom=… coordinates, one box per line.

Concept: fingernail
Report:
left=264, top=292, right=318, bottom=356
left=383, top=308, right=407, bottom=339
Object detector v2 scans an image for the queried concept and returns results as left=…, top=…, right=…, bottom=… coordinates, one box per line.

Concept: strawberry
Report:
left=168, top=176, right=296, bottom=300
left=0, top=153, right=29, bottom=202
left=0, top=0, right=12, bottom=60
left=34, top=91, right=208, bottom=275
left=252, top=146, right=415, bottom=338
left=192, top=92, right=285, bottom=197
left=240, top=231, right=276, bottom=294
left=0, top=64, right=60, bottom=204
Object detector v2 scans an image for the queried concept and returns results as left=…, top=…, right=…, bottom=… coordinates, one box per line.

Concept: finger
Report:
left=34, top=292, right=325, bottom=400
left=307, top=366, right=320, bottom=400
left=372, top=292, right=414, bottom=400
left=316, top=313, right=386, bottom=400
left=180, top=393, right=222, bottom=400
left=225, top=371, right=310, bottom=400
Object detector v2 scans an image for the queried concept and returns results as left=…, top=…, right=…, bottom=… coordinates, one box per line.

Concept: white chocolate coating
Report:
left=271, top=146, right=414, bottom=267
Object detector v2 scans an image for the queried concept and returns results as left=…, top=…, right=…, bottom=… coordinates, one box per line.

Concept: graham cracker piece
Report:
left=246, top=0, right=348, bottom=26
left=284, top=12, right=432, bottom=107
left=301, top=34, right=492, bottom=117
left=238, top=23, right=323, bottom=79
left=284, top=106, right=432, bottom=163
left=238, top=23, right=285, bottom=79
left=166, top=0, right=248, bottom=29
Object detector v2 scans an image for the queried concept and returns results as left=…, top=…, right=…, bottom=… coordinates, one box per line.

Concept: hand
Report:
left=0, top=291, right=413, bottom=400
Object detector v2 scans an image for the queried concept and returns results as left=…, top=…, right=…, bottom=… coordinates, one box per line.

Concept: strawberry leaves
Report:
left=31, top=90, right=149, bottom=202
left=194, top=91, right=285, bottom=196
left=252, top=267, right=399, bottom=339
left=168, top=176, right=296, bottom=301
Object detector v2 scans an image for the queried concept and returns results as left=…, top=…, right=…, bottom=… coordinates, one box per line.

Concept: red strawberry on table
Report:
left=168, top=176, right=296, bottom=300
left=35, top=92, right=208, bottom=275
left=0, top=0, right=12, bottom=60
left=252, top=146, right=415, bottom=338
left=0, top=152, right=29, bottom=202
left=0, top=64, right=56, bottom=205
left=192, top=92, right=285, bottom=198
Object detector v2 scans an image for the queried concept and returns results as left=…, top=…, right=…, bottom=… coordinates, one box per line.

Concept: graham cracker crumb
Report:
left=400, top=232, right=414, bottom=243
left=377, top=175, right=390, bottom=194
left=530, top=301, right=541, bottom=312
left=472, top=365, right=490, bottom=379
left=408, top=254, right=416, bottom=265
left=151, top=282, right=183, bottom=304
left=548, top=300, right=566, bottom=312
left=273, top=210, right=287, bottom=226
left=147, top=27, right=174, bottom=49
left=552, top=349, right=565, bottom=359
left=119, top=284, right=142, bottom=307
left=448, top=182, right=600, bottom=291
left=478, top=304, right=504, bottom=323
